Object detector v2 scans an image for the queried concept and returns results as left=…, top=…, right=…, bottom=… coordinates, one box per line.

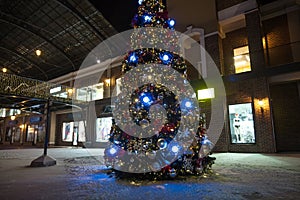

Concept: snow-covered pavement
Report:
left=0, top=147, right=299, bottom=200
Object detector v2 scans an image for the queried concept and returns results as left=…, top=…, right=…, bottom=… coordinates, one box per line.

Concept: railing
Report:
left=264, top=41, right=300, bottom=68
left=221, top=41, right=300, bottom=76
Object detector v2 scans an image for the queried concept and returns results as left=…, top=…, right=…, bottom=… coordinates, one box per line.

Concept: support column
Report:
left=245, top=10, right=265, bottom=72
left=30, top=99, right=56, bottom=167
left=84, top=101, right=96, bottom=147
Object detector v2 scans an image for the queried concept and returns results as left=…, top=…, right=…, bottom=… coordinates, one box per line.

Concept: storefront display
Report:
left=62, top=122, right=74, bottom=142
left=229, top=103, right=256, bottom=144
left=62, top=121, right=86, bottom=143
left=27, top=126, right=34, bottom=142
left=96, top=117, right=112, bottom=142
left=77, top=121, right=86, bottom=142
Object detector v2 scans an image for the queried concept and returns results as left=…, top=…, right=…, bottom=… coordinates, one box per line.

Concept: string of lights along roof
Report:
left=104, top=0, right=216, bottom=179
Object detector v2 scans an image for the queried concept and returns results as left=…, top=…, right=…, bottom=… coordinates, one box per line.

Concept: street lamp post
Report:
left=30, top=98, right=56, bottom=167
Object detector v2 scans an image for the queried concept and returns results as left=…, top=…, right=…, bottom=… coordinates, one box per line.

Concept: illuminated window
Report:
left=91, top=83, right=104, bottom=100
left=198, top=88, right=215, bottom=100
left=116, top=78, right=122, bottom=96
left=233, top=46, right=251, bottom=74
left=76, top=83, right=104, bottom=102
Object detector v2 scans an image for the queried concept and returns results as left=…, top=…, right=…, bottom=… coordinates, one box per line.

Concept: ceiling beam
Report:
left=0, top=46, right=48, bottom=79
left=0, top=11, right=76, bottom=71
left=55, top=0, right=116, bottom=55
left=55, top=0, right=107, bottom=40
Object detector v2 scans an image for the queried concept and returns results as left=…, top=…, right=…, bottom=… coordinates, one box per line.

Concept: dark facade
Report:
left=213, top=0, right=300, bottom=152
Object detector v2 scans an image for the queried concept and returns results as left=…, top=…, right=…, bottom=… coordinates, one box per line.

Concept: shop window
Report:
left=91, top=83, right=104, bottom=100
left=27, top=125, right=37, bottom=143
left=62, top=121, right=86, bottom=144
left=228, top=103, right=256, bottom=144
left=115, top=78, right=122, bottom=96
left=62, top=122, right=74, bottom=142
left=9, top=109, right=21, bottom=116
left=96, top=117, right=112, bottom=142
left=76, top=83, right=104, bottom=101
left=233, top=46, right=251, bottom=74
left=76, top=88, right=88, bottom=101
left=0, top=108, right=5, bottom=117
left=77, top=121, right=86, bottom=142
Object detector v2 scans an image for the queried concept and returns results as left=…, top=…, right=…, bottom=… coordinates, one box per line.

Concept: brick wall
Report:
left=216, top=0, right=248, bottom=11
left=270, top=82, right=300, bottom=151
left=205, top=34, right=224, bottom=75
left=222, top=28, right=248, bottom=75
left=263, top=14, right=293, bottom=66
left=224, top=77, right=276, bottom=152
left=246, top=11, right=265, bottom=72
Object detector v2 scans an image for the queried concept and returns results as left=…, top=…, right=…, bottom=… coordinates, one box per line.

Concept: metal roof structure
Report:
left=0, top=0, right=118, bottom=81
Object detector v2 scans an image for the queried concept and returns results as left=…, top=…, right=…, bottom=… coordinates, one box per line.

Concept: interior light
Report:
left=67, top=88, right=73, bottom=94
left=11, top=115, right=16, bottom=120
left=2, top=68, right=7, bottom=73
left=258, top=100, right=264, bottom=113
left=234, top=55, right=242, bottom=60
left=198, top=88, right=215, bottom=100
left=105, top=79, right=111, bottom=86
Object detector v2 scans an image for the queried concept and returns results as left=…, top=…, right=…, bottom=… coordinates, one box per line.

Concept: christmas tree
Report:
left=104, top=0, right=215, bottom=179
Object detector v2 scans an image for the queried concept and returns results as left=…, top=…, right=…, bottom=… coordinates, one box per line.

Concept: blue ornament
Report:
left=168, top=142, right=182, bottom=154
left=157, top=138, right=168, bottom=149
left=159, top=52, right=173, bottom=65
left=128, top=52, right=138, bottom=64
left=171, top=145, right=179, bottom=153
left=105, top=145, right=119, bottom=157
left=168, top=19, right=176, bottom=28
left=143, top=96, right=151, bottom=104
left=140, top=92, right=153, bottom=107
left=181, top=98, right=193, bottom=110
left=109, top=147, right=117, bottom=155
left=144, top=15, right=152, bottom=23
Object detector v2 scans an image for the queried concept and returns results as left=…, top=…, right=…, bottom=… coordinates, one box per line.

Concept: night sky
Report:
left=89, top=0, right=167, bottom=32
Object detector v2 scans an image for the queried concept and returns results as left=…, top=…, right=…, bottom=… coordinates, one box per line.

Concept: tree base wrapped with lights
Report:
left=104, top=0, right=216, bottom=179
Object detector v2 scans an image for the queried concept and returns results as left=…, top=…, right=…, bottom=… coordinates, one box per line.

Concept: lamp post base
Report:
left=30, top=155, right=56, bottom=167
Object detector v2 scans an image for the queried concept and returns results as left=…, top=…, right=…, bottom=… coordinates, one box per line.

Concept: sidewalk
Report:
left=0, top=148, right=299, bottom=200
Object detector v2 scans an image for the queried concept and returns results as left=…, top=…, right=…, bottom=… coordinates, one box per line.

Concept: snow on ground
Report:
left=0, top=148, right=299, bottom=200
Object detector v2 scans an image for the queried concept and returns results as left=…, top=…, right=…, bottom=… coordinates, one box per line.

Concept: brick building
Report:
left=41, top=0, right=300, bottom=152
left=1, top=0, right=299, bottom=153
left=214, top=0, right=300, bottom=152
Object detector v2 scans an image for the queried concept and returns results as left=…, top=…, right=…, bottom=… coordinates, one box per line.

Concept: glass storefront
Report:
left=62, top=121, right=86, bottom=145
left=96, top=117, right=112, bottom=142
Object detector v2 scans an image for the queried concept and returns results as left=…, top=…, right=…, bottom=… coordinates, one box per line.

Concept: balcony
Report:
left=265, top=41, right=300, bottom=68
